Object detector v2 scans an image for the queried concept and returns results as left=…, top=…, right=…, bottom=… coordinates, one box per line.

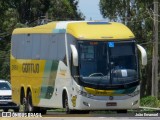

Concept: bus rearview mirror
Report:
left=137, top=44, right=147, bottom=66
left=70, top=44, right=78, bottom=66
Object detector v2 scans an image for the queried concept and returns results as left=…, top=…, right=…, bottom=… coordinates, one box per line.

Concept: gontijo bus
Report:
left=10, top=21, right=147, bottom=113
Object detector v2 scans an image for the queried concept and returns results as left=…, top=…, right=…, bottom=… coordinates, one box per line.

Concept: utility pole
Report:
left=152, top=0, right=159, bottom=98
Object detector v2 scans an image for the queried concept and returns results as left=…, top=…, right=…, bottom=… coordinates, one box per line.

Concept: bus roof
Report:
left=12, top=21, right=135, bottom=40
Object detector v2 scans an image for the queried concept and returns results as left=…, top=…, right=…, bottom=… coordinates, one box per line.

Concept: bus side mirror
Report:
left=70, top=44, right=78, bottom=66
left=137, top=44, right=147, bottom=66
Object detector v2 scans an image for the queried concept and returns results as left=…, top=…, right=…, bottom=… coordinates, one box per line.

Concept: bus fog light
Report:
left=83, top=101, right=90, bottom=107
left=132, top=100, right=138, bottom=106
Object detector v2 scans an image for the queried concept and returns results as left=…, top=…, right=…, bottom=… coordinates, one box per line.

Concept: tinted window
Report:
left=40, top=35, right=49, bottom=59
left=11, top=34, right=66, bottom=61
left=57, top=34, right=65, bottom=60
left=14, top=35, right=25, bottom=58
left=48, top=35, right=57, bottom=60
left=32, top=35, right=41, bottom=59
left=24, top=34, right=32, bottom=59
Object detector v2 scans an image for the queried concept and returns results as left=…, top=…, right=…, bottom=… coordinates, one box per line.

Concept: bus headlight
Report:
left=77, top=90, right=94, bottom=98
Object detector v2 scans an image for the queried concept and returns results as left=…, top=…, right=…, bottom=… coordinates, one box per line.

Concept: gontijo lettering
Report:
left=22, top=63, right=39, bottom=73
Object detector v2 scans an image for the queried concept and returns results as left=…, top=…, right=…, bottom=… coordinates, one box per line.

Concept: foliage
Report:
left=48, top=0, right=84, bottom=21
left=99, top=0, right=160, bottom=97
left=0, top=0, right=84, bottom=80
left=140, top=96, right=160, bottom=107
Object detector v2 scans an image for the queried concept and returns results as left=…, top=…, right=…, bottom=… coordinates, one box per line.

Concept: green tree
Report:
left=3, top=0, right=50, bottom=24
left=48, top=0, right=84, bottom=20
left=3, top=0, right=84, bottom=24
left=99, top=0, right=159, bottom=97
left=0, top=0, right=84, bottom=80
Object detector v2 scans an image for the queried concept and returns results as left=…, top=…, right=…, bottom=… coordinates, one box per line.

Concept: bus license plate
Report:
left=106, top=102, right=117, bottom=106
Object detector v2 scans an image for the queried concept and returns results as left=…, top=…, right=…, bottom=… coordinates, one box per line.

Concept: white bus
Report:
left=11, top=21, right=147, bottom=114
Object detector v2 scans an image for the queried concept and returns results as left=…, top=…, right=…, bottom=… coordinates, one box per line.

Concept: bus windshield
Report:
left=78, top=40, right=138, bottom=89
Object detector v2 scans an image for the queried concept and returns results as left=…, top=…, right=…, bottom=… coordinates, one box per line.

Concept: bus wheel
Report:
left=64, top=95, right=73, bottom=114
left=22, top=97, right=29, bottom=113
left=27, top=92, right=34, bottom=113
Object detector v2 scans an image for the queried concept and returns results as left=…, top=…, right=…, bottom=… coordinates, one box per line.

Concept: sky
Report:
left=78, top=0, right=104, bottom=20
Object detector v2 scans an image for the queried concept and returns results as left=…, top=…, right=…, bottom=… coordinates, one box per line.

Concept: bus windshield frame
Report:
left=76, top=40, right=139, bottom=90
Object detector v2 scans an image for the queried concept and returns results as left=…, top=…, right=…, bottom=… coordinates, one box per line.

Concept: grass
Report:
left=140, top=96, right=160, bottom=108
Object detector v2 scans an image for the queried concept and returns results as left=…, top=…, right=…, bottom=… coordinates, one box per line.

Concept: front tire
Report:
left=64, top=94, right=72, bottom=114
left=64, top=93, right=77, bottom=114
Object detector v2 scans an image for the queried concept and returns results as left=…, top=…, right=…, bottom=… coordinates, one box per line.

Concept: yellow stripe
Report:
left=84, top=87, right=124, bottom=96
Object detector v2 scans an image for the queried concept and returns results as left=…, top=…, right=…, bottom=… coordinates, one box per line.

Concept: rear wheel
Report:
left=27, top=91, right=41, bottom=113
left=22, top=91, right=35, bottom=113
left=27, top=92, right=34, bottom=112
left=22, top=97, right=28, bottom=112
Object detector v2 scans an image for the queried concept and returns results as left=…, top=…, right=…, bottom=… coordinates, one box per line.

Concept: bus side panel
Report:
left=11, top=33, right=75, bottom=108
left=11, top=34, right=51, bottom=106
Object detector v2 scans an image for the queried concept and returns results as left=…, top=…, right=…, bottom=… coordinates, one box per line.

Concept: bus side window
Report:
left=24, top=34, right=32, bottom=59
left=32, top=35, right=40, bottom=59
left=16, top=35, right=25, bottom=59
left=11, top=35, right=17, bottom=58
left=57, top=34, right=65, bottom=60
left=40, top=35, right=49, bottom=59
left=49, top=35, right=57, bottom=60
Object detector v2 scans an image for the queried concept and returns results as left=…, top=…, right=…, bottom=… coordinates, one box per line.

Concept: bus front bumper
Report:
left=72, top=95, right=140, bottom=110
